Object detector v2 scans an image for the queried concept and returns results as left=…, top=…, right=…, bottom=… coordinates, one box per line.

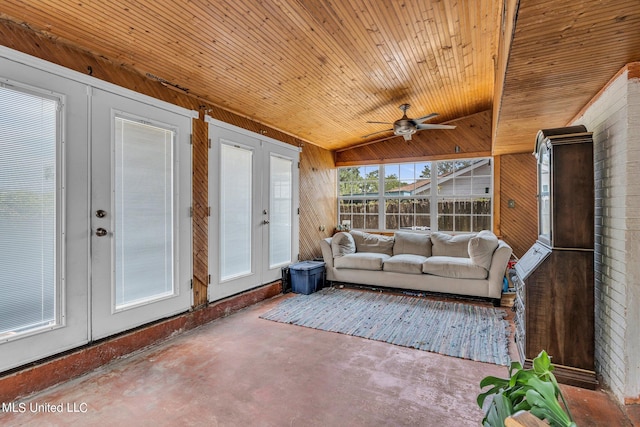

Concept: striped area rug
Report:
left=260, top=287, right=511, bottom=366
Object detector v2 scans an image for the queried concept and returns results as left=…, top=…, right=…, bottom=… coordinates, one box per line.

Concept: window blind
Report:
left=0, top=85, right=58, bottom=336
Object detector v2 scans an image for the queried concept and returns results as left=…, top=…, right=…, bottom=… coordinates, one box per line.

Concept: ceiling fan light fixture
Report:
left=362, top=103, right=455, bottom=140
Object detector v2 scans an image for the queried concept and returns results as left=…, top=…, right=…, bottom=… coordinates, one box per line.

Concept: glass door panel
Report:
left=114, top=117, right=175, bottom=309
left=0, top=86, right=58, bottom=337
left=220, top=144, right=253, bottom=281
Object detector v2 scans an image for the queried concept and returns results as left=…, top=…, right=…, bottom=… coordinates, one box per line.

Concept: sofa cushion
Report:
left=334, top=253, right=390, bottom=271
left=331, top=232, right=356, bottom=258
left=468, top=230, right=499, bottom=270
left=422, top=256, right=488, bottom=279
left=350, top=230, right=394, bottom=256
left=392, top=231, right=432, bottom=257
left=383, top=254, right=428, bottom=275
left=430, top=232, right=475, bottom=257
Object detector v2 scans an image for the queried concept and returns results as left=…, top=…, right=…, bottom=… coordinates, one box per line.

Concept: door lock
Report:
left=95, top=228, right=108, bottom=237
left=96, top=210, right=107, bottom=218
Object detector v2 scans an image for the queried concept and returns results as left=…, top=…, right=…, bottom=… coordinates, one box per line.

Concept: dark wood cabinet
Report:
left=513, top=125, right=597, bottom=389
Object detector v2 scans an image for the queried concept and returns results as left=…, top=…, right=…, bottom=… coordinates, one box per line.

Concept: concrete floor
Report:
left=0, top=292, right=633, bottom=426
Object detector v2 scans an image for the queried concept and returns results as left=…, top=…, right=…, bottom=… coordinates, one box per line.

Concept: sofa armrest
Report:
left=320, top=238, right=334, bottom=269
left=486, top=240, right=513, bottom=299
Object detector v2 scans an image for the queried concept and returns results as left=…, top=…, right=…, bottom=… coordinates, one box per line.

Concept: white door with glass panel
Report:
left=262, top=145, right=298, bottom=284
left=208, top=119, right=299, bottom=301
left=90, top=89, right=192, bottom=340
left=0, top=60, right=90, bottom=372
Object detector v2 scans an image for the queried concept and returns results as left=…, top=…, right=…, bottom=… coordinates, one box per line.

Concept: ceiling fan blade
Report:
left=366, top=121, right=393, bottom=125
left=413, top=113, right=439, bottom=124
left=361, top=128, right=394, bottom=138
left=416, top=124, right=456, bottom=130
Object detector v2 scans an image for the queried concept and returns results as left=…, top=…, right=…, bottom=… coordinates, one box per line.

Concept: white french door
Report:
left=208, top=118, right=299, bottom=301
left=90, top=89, right=192, bottom=340
left=0, top=47, right=195, bottom=372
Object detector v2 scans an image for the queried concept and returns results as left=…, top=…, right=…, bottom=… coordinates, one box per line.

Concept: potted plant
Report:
left=478, top=350, right=576, bottom=427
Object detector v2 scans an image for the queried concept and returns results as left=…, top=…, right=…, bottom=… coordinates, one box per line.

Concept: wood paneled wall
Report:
left=191, top=113, right=209, bottom=308
left=299, top=144, right=337, bottom=261
left=498, top=153, right=538, bottom=258
left=335, top=110, right=492, bottom=166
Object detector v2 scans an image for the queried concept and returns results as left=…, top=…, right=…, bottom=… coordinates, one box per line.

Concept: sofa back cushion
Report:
left=430, top=232, right=475, bottom=257
left=350, top=230, right=394, bottom=256
left=393, top=231, right=432, bottom=257
left=467, top=230, right=499, bottom=270
left=331, top=232, right=356, bottom=257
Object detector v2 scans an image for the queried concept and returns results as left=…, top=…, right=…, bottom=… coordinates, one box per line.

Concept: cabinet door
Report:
left=525, top=251, right=594, bottom=369
left=550, top=143, right=594, bottom=249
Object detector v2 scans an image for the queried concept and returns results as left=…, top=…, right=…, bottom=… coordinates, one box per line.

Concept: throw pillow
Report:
left=331, top=232, right=356, bottom=257
left=468, top=230, right=499, bottom=270
left=349, top=230, right=394, bottom=256
left=430, top=232, right=475, bottom=257
left=393, top=231, right=432, bottom=257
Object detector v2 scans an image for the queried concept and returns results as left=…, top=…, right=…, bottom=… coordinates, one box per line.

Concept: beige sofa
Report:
left=320, top=230, right=512, bottom=306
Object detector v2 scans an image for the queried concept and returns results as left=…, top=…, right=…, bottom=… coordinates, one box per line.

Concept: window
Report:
left=436, top=160, right=493, bottom=232
left=0, top=84, right=60, bottom=337
left=338, top=158, right=493, bottom=232
left=220, top=143, right=253, bottom=281
left=114, top=116, right=175, bottom=309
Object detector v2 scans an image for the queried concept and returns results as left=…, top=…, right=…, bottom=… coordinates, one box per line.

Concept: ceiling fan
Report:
left=362, top=103, right=456, bottom=141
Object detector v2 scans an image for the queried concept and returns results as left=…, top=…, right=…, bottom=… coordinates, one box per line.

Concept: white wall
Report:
left=573, top=67, right=640, bottom=403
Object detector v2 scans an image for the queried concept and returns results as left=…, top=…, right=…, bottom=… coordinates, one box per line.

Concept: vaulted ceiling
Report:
left=1, top=0, right=639, bottom=155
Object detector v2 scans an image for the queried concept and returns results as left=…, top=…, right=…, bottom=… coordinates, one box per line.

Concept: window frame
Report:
left=337, top=158, right=493, bottom=233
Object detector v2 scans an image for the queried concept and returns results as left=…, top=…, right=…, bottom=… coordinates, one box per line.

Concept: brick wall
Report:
left=573, top=66, right=640, bottom=404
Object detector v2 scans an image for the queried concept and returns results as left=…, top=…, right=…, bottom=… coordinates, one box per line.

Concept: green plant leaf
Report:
left=525, top=379, right=573, bottom=427
left=478, top=376, right=510, bottom=408
left=484, top=393, right=514, bottom=427
left=480, top=375, right=510, bottom=389
left=532, top=350, right=552, bottom=376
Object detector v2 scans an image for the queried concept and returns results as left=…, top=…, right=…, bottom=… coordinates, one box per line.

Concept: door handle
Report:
left=263, top=220, right=270, bottom=224
left=96, top=228, right=108, bottom=237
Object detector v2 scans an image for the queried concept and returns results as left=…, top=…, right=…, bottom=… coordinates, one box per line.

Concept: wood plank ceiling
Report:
left=1, top=0, right=639, bottom=155
left=0, top=0, right=500, bottom=151
left=493, top=0, right=640, bottom=155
